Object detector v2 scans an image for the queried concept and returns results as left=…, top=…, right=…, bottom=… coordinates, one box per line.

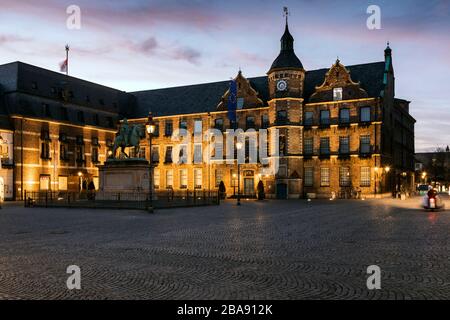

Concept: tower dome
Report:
left=269, top=21, right=303, bottom=72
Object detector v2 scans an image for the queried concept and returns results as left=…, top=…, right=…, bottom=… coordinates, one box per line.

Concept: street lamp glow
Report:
left=385, top=166, right=390, bottom=173
left=146, top=123, right=155, bottom=134
left=236, top=141, right=243, bottom=150
left=374, top=166, right=379, bottom=172
left=77, top=171, right=83, bottom=177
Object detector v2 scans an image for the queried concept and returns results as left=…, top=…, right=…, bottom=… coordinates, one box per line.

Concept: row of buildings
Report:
left=0, top=18, right=416, bottom=200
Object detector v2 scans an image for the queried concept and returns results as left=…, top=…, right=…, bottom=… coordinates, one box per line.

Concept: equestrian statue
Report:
left=112, top=119, right=145, bottom=158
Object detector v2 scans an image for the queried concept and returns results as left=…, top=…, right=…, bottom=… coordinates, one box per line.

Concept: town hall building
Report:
left=0, top=18, right=415, bottom=200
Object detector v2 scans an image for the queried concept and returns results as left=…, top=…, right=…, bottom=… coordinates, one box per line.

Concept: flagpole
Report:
left=65, top=44, right=70, bottom=76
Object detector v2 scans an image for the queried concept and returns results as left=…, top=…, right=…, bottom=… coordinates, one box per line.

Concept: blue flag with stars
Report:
left=227, top=79, right=237, bottom=125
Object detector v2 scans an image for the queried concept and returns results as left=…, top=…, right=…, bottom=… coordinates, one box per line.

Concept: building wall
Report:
left=12, top=117, right=116, bottom=199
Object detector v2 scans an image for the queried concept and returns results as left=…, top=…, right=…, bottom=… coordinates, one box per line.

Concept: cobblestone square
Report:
left=1, top=197, right=450, bottom=300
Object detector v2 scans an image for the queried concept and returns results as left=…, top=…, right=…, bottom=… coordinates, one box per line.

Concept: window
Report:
left=360, top=106, right=371, bottom=122
left=237, top=97, right=244, bottom=110
left=360, top=135, right=371, bottom=154
left=339, top=108, right=350, bottom=124
left=333, top=87, right=343, bottom=101
left=166, top=170, right=173, bottom=189
left=230, top=169, right=238, bottom=187
left=320, top=110, right=330, bottom=125
left=339, top=136, right=350, bottom=154
left=76, top=145, right=85, bottom=163
left=41, top=141, right=51, bottom=160
left=360, top=167, right=371, bottom=187
left=304, top=137, right=313, bottom=155
left=91, top=137, right=99, bottom=146
left=304, top=167, right=313, bottom=187
left=246, top=116, right=255, bottom=129
left=99, top=98, right=105, bottom=106
left=194, top=144, right=202, bottom=164
left=320, top=168, right=330, bottom=187
left=214, top=118, right=224, bottom=131
left=320, top=137, right=330, bottom=155
left=39, top=175, right=50, bottom=191
left=138, top=147, right=146, bottom=159
left=151, top=146, right=160, bottom=163
left=165, top=121, right=173, bottom=136
left=60, top=107, right=68, bottom=121
left=215, top=169, right=223, bottom=187
left=178, top=145, right=188, bottom=164
left=154, top=169, right=160, bottom=189
left=32, top=81, right=38, bottom=89
left=339, top=167, right=351, bottom=186
left=92, top=147, right=99, bottom=163
left=179, top=119, right=188, bottom=130
left=153, top=123, right=160, bottom=137
left=179, top=169, right=188, bottom=189
left=93, top=114, right=100, bottom=126
left=276, top=110, right=287, bottom=123
left=194, top=119, right=202, bottom=134
left=165, top=146, right=173, bottom=163
left=107, top=117, right=114, bottom=128
left=304, top=111, right=314, bottom=125
left=58, top=176, right=68, bottom=191
left=42, top=103, right=51, bottom=117
left=41, top=131, right=51, bottom=160
left=212, top=137, right=223, bottom=160
left=60, top=143, right=68, bottom=161
left=194, top=168, right=202, bottom=189
left=86, top=95, right=90, bottom=103
left=261, top=114, right=269, bottom=129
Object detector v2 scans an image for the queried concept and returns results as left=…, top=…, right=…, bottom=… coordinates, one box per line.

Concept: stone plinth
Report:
left=98, top=159, right=150, bottom=193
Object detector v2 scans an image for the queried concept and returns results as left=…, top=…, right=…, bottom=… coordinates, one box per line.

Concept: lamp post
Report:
left=374, top=166, right=379, bottom=197
left=236, top=141, right=243, bottom=206
left=422, top=171, right=427, bottom=184
left=384, top=166, right=390, bottom=194
left=146, top=112, right=156, bottom=212
left=78, top=171, right=83, bottom=193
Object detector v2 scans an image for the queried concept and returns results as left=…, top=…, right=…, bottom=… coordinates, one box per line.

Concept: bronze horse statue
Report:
left=112, top=122, right=145, bottom=158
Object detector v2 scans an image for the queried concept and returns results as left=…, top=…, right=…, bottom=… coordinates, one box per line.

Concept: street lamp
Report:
left=146, top=112, right=156, bottom=212
left=236, top=141, right=243, bottom=206
left=77, top=171, right=83, bottom=193
left=374, top=166, right=379, bottom=197
left=422, top=171, right=427, bottom=184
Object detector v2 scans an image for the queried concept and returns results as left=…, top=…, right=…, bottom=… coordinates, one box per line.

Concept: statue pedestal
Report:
left=98, top=158, right=150, bottom=194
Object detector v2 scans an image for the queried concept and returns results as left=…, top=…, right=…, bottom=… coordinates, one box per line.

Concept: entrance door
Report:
left=244, top=178, right=254, bottom=196
left=276, top=183, right=288, bottom=199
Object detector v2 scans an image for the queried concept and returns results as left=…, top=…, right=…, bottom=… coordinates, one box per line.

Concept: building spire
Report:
left=283, top=6, right=289, bottom=26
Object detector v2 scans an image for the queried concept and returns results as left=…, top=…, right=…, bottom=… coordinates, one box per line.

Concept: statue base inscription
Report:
left=98, top=159, right=151, bottom=194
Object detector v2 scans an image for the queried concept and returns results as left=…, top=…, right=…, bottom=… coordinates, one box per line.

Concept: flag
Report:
left=227, top=79, right=237, bottom=125
left=59, top=59, right=68, bottom=73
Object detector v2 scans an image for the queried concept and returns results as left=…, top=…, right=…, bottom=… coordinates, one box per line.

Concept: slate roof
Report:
left=0, top=61, right=133, bottom=129
left=131, top=61, right=386, bottom=118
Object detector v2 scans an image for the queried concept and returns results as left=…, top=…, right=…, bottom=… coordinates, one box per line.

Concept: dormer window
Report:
left=333, top=87, right=343, bottom=101
left=237, top=98, right=244, bottom=110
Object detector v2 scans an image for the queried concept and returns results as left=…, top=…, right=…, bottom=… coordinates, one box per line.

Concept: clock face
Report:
left=276, top=79, right=288, bottom=91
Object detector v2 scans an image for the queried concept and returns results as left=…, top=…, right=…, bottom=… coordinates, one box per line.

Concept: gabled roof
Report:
left=131, top=61, right=386, bottom=118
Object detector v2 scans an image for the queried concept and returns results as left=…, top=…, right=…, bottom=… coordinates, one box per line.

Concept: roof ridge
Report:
left=2, top=61, right=127, bottom=93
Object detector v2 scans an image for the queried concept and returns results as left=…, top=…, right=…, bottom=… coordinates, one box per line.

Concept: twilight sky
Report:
left=0, top=0, right=449, bottom=151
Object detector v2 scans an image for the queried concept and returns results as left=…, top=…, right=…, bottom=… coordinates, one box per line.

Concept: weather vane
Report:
left=283, top=6, right=290, bottom=24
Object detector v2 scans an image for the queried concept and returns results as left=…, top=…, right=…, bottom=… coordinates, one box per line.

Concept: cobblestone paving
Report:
left=1, top=197, right=450, bottom=300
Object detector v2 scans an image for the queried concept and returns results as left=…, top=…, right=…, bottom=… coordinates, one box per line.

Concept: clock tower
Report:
left=267, top=9, right=305, bottom=199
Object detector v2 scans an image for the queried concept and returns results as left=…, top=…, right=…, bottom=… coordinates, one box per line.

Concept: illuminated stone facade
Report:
left=0, top=19, right=415, bottom=200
